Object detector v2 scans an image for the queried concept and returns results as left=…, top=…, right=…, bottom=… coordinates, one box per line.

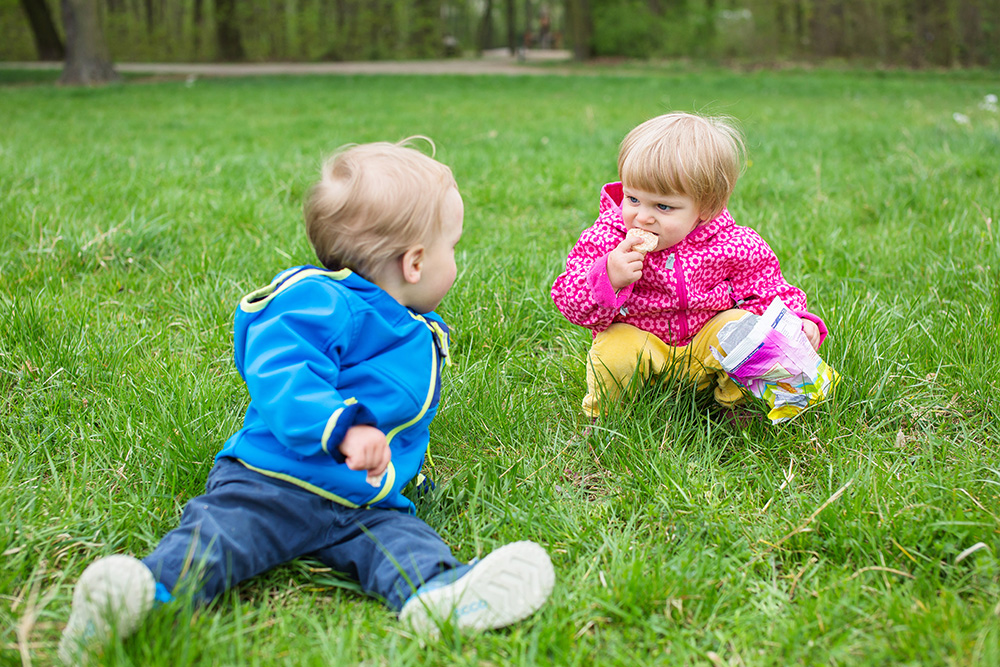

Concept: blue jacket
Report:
left=215, top=266, right=451, bottom=513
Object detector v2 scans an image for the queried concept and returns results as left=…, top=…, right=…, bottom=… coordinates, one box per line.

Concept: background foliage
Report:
left=587, top=0, right=1000, bottom=67
left=3, top=0, right=999, bottom=67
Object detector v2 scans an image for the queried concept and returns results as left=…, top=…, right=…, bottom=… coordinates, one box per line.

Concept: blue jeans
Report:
left=142, top=457, right=461, bottom=611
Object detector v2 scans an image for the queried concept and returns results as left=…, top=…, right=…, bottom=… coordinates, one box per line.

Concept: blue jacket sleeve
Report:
left=239, top=288, right=377, bottom=460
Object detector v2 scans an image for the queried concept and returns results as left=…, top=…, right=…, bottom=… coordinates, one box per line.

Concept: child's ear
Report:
left=400, top=245, right=425, bottom=285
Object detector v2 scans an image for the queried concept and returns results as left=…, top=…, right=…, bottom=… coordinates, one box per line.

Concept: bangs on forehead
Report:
left=617, top=112, right=745, bottom=220
left=619, top=148, right=692, bottom=197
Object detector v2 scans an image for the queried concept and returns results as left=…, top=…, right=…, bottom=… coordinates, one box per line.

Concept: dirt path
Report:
left=7, top=50, right=576, bottom=78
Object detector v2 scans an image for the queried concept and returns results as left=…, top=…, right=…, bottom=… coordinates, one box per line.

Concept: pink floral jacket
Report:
left=551, top=182, right=827, bottom=347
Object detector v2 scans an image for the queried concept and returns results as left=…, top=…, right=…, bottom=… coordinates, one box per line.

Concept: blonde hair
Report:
left=618, top=113, right=746, bottom=222
left=304, top=138, right=457, bottom=281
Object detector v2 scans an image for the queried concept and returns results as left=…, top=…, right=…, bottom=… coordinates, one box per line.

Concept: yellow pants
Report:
left=582, top=310, right=749, bottom=418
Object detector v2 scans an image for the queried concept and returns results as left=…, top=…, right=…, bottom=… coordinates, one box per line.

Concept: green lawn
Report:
left=1, top=65, right=998, bottom=666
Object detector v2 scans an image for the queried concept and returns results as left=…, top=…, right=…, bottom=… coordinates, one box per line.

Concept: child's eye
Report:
left=627, top=196, right=639, bottom=204
left=657, top=204, right=673, bottom=212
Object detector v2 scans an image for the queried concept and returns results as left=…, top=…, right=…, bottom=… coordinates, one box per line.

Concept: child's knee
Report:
left=588, top=324, right=656, bottom=382
left=587, top=348, right=641, bottom=387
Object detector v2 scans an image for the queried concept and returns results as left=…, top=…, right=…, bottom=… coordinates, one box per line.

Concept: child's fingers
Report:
left=348, top=446, right=389, bottom=473
left=616, top=237, right=648, bottom=256
left=363, top=448, right=391, bottom=487
left=615, top=237, right=637, bottom=252
left=340, top=425, right=389, bottom=471
left=343, top=452, right=368, bottom=471
left=370, top=447, right=391, bottom=476
left=801, top=320, right=821, bottom=350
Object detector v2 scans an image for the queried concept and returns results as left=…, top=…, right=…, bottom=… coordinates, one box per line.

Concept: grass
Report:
left=1, top=64, right=998, bottom=666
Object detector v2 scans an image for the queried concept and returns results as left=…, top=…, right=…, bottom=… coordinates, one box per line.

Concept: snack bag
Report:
left=711, top=298, right=840, bottom=423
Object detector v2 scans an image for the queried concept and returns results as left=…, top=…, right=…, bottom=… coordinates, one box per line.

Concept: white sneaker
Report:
left=399, top=541, right=555, bottom=635
left=57, top=555, right=155, bottom=664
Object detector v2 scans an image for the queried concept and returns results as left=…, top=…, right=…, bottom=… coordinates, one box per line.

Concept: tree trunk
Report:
left=701, top=0, right=716, bottom=52
left=505, top=0, right=515, bottom=54
left=523, top=0, right=531, bottom=48
left=59, top=0, right=120, bottom=85
left=793, top=0, right=805, bottom=52
left=20, top=0, right=65, bottom=60
left=566, top=0, right=591, bottom=60
left=478, top=0, right=494, bottom=52
left=215, top=0, right=245, bottom=60
left=192, top=0, right=203, bottom=55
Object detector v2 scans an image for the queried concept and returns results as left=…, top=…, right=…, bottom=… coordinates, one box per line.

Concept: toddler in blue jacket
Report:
left=58, top=139, right=555, bottom=663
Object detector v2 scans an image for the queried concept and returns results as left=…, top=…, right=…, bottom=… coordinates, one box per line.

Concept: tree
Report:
left=505, top=0, right=516, bottom=54
left=478, top=0, right=495, bottom=52
left=565, top=0, right=591, bottom=60
left=59, top=0, right=120, bottom=85
left=20, top=0, right=65, bottom=60
left=192, top=0, right=204, bottom=56
left=215, top=0, right=245, bottom=60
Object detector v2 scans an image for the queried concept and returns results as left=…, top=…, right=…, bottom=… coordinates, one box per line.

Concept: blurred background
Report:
left=4, top=0, right=999, bottom=70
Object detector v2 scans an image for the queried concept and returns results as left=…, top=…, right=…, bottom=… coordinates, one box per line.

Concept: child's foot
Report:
left=399, top=541, right=554, bottom=635
left=57, top=555, right=155, bottom=664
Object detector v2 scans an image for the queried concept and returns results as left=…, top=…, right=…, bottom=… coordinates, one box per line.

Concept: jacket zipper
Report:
left=366, top=318, right=442, bottom=506
left=672, top=254, right=689, bottom=342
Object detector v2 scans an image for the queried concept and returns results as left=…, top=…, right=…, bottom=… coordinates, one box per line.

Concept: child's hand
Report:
left=607, top=237, right=647, bottom=290
left=802, top=320, right=821, bottom=351
left=339, top=425, right=391, bottom=484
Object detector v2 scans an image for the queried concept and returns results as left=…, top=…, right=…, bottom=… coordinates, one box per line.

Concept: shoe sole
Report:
left=57, top=555, right=154, bottom=664
left=400, top=541, right=555, bottom=634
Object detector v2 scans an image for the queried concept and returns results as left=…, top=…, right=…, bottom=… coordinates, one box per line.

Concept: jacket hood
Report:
left=598, top=181, right=734, bottom=247
left=232, top=266, right=420, bottom=377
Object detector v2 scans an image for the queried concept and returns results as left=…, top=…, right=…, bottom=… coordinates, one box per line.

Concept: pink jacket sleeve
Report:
left=727, top=230, right=828, bottom=347
left=551, top=227, right=631, bottom=332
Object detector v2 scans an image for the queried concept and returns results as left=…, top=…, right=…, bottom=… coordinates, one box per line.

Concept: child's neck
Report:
left=369, top=262, right=411, bottom=309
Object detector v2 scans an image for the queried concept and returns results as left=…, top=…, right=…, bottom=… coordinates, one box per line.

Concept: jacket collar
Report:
left=598, top=181, right=734, bottom=247
left=684, top=209, right=735, bottom=245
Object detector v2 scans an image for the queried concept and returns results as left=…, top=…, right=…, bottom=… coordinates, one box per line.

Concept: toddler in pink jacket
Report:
left=551, top=112, right=829, bottom=418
